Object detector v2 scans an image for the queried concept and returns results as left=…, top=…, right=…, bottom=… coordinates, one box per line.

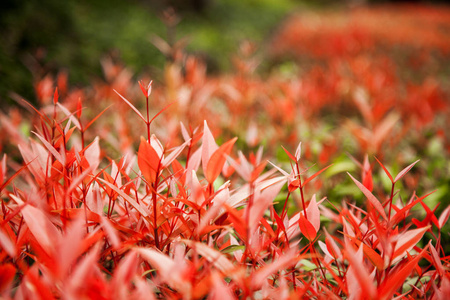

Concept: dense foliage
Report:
left=0, top=3, right=449, bottom=299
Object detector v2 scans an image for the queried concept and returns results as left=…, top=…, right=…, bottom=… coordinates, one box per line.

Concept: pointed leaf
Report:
left=13, top=198, right=61, bottom=257
left=206, top=137, right=237, bottom=184
left=394, top=160, right=419, bottom=183
left=302, top=164, right=332, bottom=188
left=137, top=137, right=161, bottom=183
left=183, top=240, right=243, bottom=282
left=348, top=172, right=387, bottom=220
left=114, top=89, right=146, bottom=122
left=299, top=213, right=316, bottom=242
left=378, top=247, right=427, bottom=299
left=281, top=145, right=296, bottom=162
left=84, top=105, right=113, bottom=131
left=135, top=247, right=191, bottom=295
left=392, top=226, right=430, bottom=262
left=429, top=242, right=444, bottom=277
left=374, top=156, right=394, bottom=183
left=345, top=244, right=376, bottom=300
left=201, top=121, right=218, bottom=175
left=438, top=206, right=450, bottom=229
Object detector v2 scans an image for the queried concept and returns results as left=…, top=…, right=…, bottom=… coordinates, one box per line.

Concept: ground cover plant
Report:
left=1, top=2, right=450, bottom=300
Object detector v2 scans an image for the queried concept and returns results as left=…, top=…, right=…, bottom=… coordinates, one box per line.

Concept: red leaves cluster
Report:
left=0, top=4, right=448, bottom=298
left=0, top=85, right=448, bottom=299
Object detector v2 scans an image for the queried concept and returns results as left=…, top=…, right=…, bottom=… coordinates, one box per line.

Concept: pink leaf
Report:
left=182, top=240, right=243, bottom=282
left=438, top=206, right=450, bottom=229
left=201, top=121, right=218, bottom=176
left=97, top=177, right=149, bottom=219
left=252, top=249, right=298, bottom=289
left=362, top=155, right=373, bottom=192
left=345, top=244, right=376, bottom=300
left=13, top=197, right=61, bottom=257
left=135, top=247, right=191, bottom=296
left=84, top=137, right=100, bottom=171
left=394, top=160, right=419, bottom=183
left=248, top=180, right=285, bottom=234
left=429, top=242, right=444, bottom=277
left=0, top=228, right=16, bottom=258
left=392, top=226, right=430, bottom=263
left=162, top=138, right=191, bottom=168
left=206, top=137, right=237, bottom=184
left=348, top=172, right=387, bottom=220
left=306, top=194, right=321, bottom=233
left=378, top=246, right=427, bottom=299
left=101, top=217, right=121, bottom=249
left=114, top=89, right=146, bottom=122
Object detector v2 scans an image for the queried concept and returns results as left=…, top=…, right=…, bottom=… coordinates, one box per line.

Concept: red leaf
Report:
left=345, top=244, right=377, bottom=299
left=378, top=246, right=427, bottom=299
left=0, top=264, right=15, bottom=293
left=299, top=213, right=316, bottom=242
left=84, top=105, right=112, bottom=131
left=12, top=197, right=61, bottom=257
left=348, top=172, right=388, bottom=220
left=53, top=87, right=59, bottom=104
left=138, top=136, right=161, bottom=184
left=429, top=242, right=444, bottom=277
left=281, top=145, right=296, bottom=162
left=346, top=235, right=384, bottom=270
left=150, top=101, right=175, bottom=124
left=374, top=156, right=394, bottom=183
left=362, top=155, right=373, bottom=192
left=394, top=159, right=419, bottom=183
left=390, top=190, right=436, bottom=227
left=392, top=226, right=430, bottom=263
left=301, top=164, right=332, bottom=188
left=206, top=137, right=237, bottom=184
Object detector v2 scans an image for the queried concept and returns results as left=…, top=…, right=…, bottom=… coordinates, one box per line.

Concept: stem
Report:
left=152, top=160, right=162, bottom=249
left=146, top=96, right=151, bottom=141
left=243, top=182, right=255, bottom=265
left=296, top=162, right=308, bottom=220
left=388, top=182, right=395, bottom=223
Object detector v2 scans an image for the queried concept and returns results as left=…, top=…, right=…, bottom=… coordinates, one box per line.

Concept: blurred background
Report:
left=1, top=0, right=448, bottom=107
left=0, top=0, right=296, bottom=106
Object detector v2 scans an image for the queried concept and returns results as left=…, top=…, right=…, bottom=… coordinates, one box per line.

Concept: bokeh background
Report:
left=1, top=0, right=447, bottom=106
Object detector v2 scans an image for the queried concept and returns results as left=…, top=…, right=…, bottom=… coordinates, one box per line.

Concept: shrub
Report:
left=0, top=80, right=448, bottom=299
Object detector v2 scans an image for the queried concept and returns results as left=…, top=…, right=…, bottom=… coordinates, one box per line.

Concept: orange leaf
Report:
left=378, top=246, right=427, bottom=299
left=392, top=226, right=430, bottom=262
left=206, top=137, right=237, bottom=184
left=299, top=213, right=316, bottom=242
left=137, top=137, right=161, bottom=184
